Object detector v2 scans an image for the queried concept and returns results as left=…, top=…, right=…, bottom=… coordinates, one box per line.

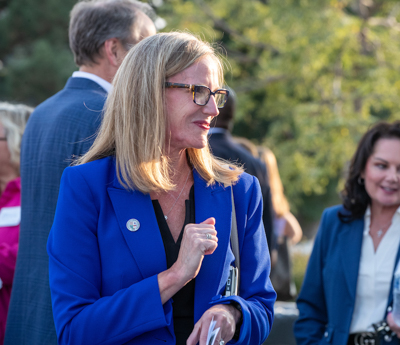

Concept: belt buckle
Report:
left=372, top=320, right=395, bottom=343
left=354, top=332, right=376, bottom=345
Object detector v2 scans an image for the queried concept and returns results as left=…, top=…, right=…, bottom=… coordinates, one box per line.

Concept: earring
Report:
left=357, top=176, right=364, bottom=185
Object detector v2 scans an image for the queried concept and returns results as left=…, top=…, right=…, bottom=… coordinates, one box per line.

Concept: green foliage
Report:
left=1, top=0, right=400, bottom=218
left=2, top=41, right=75, bottom=105
left=0, top=0, right=77, bottom=105
left=157, top=0, right=400, bottom=216
left=292, top=250, right=310, bottom=294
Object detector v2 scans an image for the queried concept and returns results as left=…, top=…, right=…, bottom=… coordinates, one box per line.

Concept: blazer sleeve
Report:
left=293, top=209, right=331, bottom=345
left=47, top=167, right=172, bottom=345
left=210, top=175, right=276, bottom=345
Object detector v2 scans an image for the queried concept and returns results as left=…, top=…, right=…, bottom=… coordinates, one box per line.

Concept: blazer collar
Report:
left=64, top=77, right=108, bottom=94
left=386, top=246, right=400, bottom=314
left=107, top=164, right=232, bottom=321
left=338, top=217, right=364, bottom=301
left=192, top=171, right=231, bottom=321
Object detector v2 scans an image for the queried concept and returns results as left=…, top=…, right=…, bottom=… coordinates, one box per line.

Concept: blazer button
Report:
left=324, top=332, right=328, bottom=338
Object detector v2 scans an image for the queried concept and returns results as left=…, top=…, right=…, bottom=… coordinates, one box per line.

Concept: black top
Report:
left=152, top=185, right=195, bottom=345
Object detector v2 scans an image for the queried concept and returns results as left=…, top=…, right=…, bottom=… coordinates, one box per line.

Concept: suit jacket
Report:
left=208, top=131, right=275, bottom=252
left=294, top=205, right=400, bottom=345
left=5, top=78, right=107, bottom=345
left=47, top=156, right=276, bottom=345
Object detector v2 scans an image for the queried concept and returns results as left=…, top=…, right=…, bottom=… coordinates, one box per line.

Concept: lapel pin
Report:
left=126, top=219, right=140, bottom=232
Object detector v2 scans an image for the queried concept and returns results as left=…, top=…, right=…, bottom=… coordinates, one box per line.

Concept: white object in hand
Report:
left=206, top=317, right=220, bottom=345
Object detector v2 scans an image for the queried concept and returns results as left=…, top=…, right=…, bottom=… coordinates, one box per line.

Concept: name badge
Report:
left=0, top=206, right=21, bottom=227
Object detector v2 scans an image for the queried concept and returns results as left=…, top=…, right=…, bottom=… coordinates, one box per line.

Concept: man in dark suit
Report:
left=208, top=89, right=275, bottom=252
left=5, top=1, right=156, bottom=344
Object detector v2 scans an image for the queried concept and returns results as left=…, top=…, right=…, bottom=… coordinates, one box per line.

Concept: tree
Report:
left=1, top=0, right=400, bottom=218
left=0, top=0, right=81, bottom=105
left=156, top=0, right=400, bottom=216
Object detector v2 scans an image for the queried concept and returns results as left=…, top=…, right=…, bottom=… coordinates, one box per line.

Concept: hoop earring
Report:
left=357, top=176, right=364, bottom=185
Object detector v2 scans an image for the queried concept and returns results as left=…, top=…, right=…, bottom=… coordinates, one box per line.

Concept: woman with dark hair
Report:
left=294, top=121, right=400, bottom=345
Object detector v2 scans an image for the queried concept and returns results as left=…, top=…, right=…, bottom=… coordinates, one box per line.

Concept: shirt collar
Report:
left=72, top=71, right=112, bottom=93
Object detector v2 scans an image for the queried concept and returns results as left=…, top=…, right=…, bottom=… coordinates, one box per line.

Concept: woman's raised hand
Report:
left=174, top=217, right=218, bottom=282
left=157, top=217, right=218, bottom=304
left=386, top=312, right=400, bottom=338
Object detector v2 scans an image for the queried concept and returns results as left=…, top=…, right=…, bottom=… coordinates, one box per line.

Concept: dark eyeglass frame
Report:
left=165, top=82, right=229, bottom=108
left=0, top=138, right=6, bottom=141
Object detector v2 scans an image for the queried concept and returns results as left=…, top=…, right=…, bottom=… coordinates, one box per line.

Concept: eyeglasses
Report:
left=0, top=138, right=6, bottom=141
left=165, top=82, right=229, bottom=108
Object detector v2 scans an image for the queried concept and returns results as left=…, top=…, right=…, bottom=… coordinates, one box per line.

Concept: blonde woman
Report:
left=258, top=147, right=302, bottom=301
left=259, top=147, right=302, bottom=245
left=47, top=32, right=276, bottom=345
left=0, top=103, right=32, bottom=343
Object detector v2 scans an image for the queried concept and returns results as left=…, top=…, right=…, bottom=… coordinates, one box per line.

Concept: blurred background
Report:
left=1, top=0, right=400, bottom=292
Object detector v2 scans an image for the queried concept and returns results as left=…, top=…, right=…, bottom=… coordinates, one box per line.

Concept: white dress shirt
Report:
left=349, top=206, right=400, bottom=333
left=72, top=71, right=112, bottom=93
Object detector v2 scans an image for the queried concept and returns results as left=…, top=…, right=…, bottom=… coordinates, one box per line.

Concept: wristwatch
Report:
left=230, top=301, right=243, bottom=340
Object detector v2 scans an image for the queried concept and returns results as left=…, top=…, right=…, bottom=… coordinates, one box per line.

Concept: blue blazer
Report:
left=294, top=205, right=400, bottom=345
left=47, top=157, right=276, bottom=345
left=5, top=77, right=107, bottom=345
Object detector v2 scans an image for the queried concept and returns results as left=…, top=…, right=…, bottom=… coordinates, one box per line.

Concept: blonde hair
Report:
left=78, top=32, right=243, bottom=192
left=233, top=136, right=259, bottom=157
left=0, top=102, right=33, bottom=169
left=258, top=146, right=290, bottom=217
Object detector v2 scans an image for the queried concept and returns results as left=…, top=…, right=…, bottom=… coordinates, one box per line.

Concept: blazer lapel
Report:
left=386, top=245, right=400, bottom=314
left=338, top=218, right=364, bottom=301
left=107, top=177, right=167, bottom=280
left=193, top=170, right=232, bottom=321
left=107, top=168, right=233, bottom=321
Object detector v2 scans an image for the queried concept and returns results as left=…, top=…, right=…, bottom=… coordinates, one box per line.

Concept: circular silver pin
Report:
left=126, top=219, right=140, bottom=232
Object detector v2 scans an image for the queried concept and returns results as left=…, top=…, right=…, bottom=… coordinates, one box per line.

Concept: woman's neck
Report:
left=370, top=202, right=399, bottom=224
left=168, top=149, right=191, bottom=183
left=0, top=171, right=18, bottom=195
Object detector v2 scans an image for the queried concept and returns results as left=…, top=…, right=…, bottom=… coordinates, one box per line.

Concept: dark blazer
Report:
left=208, top=130, right=275, bottom=252
left=5, top=78, right=107, bottom=345
left=47, top=156, right=276, bottom=345
left=294, top=205, right=400, bottom=345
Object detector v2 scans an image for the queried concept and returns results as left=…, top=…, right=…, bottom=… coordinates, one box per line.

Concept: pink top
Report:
left=0, top=177, right=21, bottom=344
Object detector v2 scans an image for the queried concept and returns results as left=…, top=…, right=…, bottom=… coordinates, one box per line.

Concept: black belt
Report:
left=347, top=324, right=396, bottom=345
left=348, top=333, right=378, bottom=345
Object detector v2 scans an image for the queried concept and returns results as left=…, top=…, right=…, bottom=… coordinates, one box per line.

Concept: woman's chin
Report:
left=187, top=137, right=208, bottom=150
